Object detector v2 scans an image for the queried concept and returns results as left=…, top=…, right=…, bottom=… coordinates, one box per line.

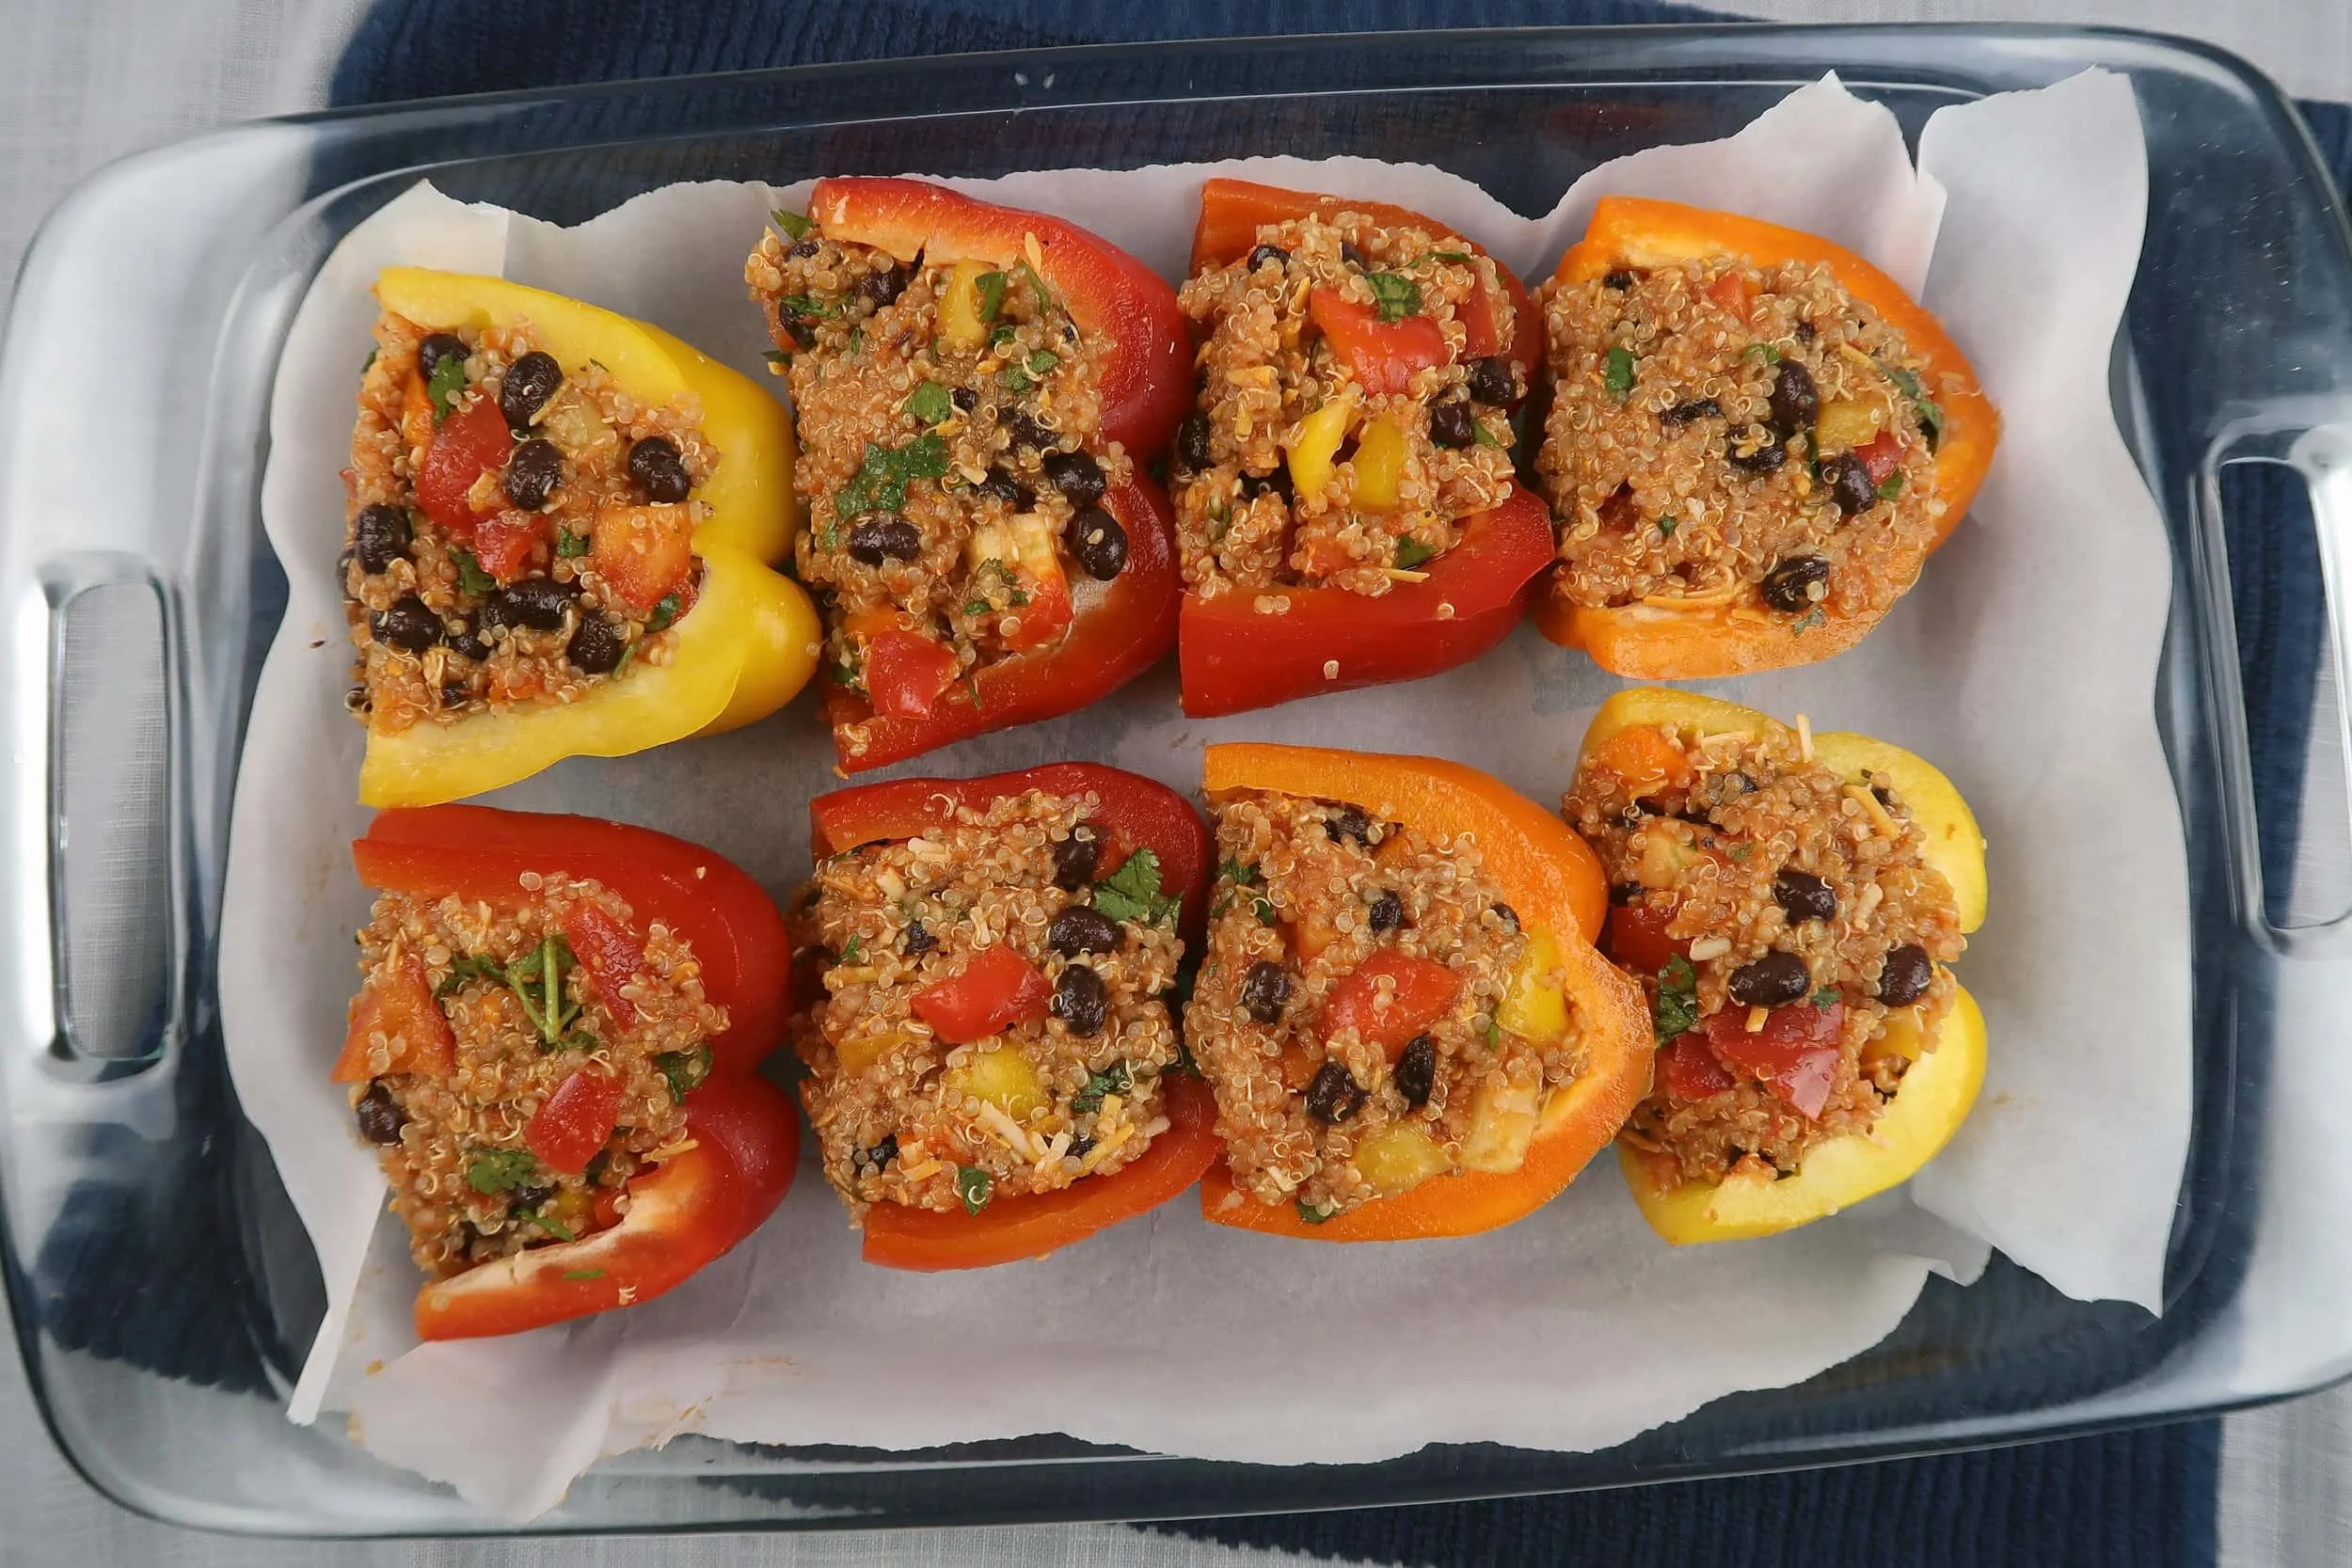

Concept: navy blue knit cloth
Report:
left=316, top=3, right=2351, bottom=1561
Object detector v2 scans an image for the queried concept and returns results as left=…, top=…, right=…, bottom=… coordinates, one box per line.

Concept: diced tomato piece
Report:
left=863, top=629, right=961, bottom=719
left=332, top=952, right=455, bottom=1083
left=414, top=399, right=512, bottom=539
left=590, top=501, right=694, bottom=614
left=913, top=944, right=1053, bottom=1044
left=470, top=509, right=545, bottom=582
left=1605, top=901, right=1688, bottom=976
left=1000, top=569, right=1073, bottom=654
left=1706, top=1002, right=1846, bottom=1119
left=525, top=1069, right=627, bottom=1176
left=590, top=1183, right=625, bottom=1233
left=562, top=905, right=646, bottom=1032
left=1707, top=271, right=1755, bottom=323
left=1857, top=432, right=1903, bottom=485
left=1460, top=277, right=1502, bottom=361
left=1320, top=950, right=1462, bottom=1056
left=1663, top=1031, right=1735, bottom=1100
left=1590, top=723, right=1692, bottom=800
left=1308, top=288, right=1451, bottom=397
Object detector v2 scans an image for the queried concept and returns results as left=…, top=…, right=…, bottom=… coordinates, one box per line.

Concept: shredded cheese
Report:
left=1847, top=784, right=1902, bottom=841
left=1641, top=583, right=1741, bottom=609
left=1745, top=1006, right=1770, bottom=1034
left=1795, top=712, right=1814, bottom=763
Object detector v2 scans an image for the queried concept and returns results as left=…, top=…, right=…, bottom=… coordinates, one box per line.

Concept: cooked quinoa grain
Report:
left=790, top=789, right=1185, bottom=1216
left=1175, top=213, right=1518, bottom=600
left=348, top=876, right=725, bottom=1276
left=1564, top=721, right=1964, bottom=1187
left=344, top=311, right=713, bottom=733
left=1537, top=258, right=1949, bottom=626
left=1188, top=792, right=1587, bottom=1219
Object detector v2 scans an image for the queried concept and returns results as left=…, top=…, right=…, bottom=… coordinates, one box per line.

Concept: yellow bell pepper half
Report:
left=1575, top=688, right=1988, bottom=1243
left=358, top=269, right=819, bottom=806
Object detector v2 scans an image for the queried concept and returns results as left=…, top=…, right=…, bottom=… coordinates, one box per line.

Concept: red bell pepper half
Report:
left=806, top=177, right=1192, bottom=461
left=1178, top=487, right=1554, bottom=719
left=805, top=763, right=1218, bottom=1268
left=822, top=473, right=1182, bottom=772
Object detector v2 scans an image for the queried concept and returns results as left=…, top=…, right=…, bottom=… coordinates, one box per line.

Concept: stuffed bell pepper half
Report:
left=1171, top=182, right=1556, bottom=717
left=1564, top=689, right=1988, bottom=1242
left=792, top=764, right=1218, bottom=1269
left=346, top=269, right=818, bottom=806
left=1535, top=198, right=1999, bottom=677
left=335, top=806, right=800, bottom=1338
left=748, top=180, right=1191, bottom=771
left=1190, top=745, right=1650, bottom=1239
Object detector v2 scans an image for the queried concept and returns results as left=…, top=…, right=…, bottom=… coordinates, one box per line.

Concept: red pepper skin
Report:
left=1857, top=431, right=1903, bottom=485
left=1705, top=1003, right=1846, bottom=1119
left=354, top=806, right=791, bottom=1072
left=413, top=399, right=511, bottom=538
left=861, top=628, right=963, bottom=721
left=525, top=1069, right=626, bottom=1175
left=1320, top=951, right=1462, bottom=1056
left=861, top=1072, right=1221, bottom=1271
left=1307, top=289, right=1450, bottom=396
left=912, top=945, right=1054, bottom=1043
left=1178, top=487, right=1553, bottom=719
left=807, top=177, right=1190, bottom=460
left=414, top=1069, right=799, bottom=1340
left=1663, top=1032, right=1736, bottom=1100
left=826, top=474, right=1180, bottom=771
left=332, top=951, right=453, bottom=1083
left=470, top=510, right=544, bottom=582
left=562, top=905, right=645, bottom=1031
left=809, top=762, right=1215, bottom=936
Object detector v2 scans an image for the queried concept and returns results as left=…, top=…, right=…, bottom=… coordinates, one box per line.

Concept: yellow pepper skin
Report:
left=1576, top=688, right=1988, bottom=1243
left=359, top=269, right=818, bottom=805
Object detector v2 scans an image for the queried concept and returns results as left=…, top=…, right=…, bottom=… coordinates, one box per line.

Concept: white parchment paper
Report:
left=218, top=71, right=2186, bottom=1520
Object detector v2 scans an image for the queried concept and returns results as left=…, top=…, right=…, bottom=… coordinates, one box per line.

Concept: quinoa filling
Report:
left=789, top=789, right=1185, bottom=1217
left=746, top=220, right=1134, bottom=733
left=1563, top=721, right=1964, bottom=1188
left=1187, top=791, right=1583, bottom=1221
left=1538, top=257, right=1947, bottom=626
left=347, top=876, right=725, bottom=1277
left=1173, top=213, right=1519, bottom=601
left=344, top=312, right=716, bottom=734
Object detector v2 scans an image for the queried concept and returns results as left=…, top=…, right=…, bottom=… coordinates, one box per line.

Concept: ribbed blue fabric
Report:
left=308, top=4, right=2352, bottom=1561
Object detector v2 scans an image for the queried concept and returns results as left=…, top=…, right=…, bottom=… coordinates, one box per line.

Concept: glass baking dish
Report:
left=2, top=22, right=2348, bottom=1536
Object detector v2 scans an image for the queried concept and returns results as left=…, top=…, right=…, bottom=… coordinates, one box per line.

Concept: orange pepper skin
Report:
left=1195, top=745, right=1650, bottom=1243
left=1535, top=198, right=2000, bottom=678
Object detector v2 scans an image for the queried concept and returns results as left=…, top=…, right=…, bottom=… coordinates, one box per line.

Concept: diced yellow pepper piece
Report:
left=1353, top=1124, right=1454, bottom=1197
left=1348, top=415, right=1410, bottom=512
left=835, top=1027, right=916, bottom=1075
left=1498, top=930, right=1570, bottom=1044
left=1286, top=390, right=1357, bottom=498
left=940, top=259, right=993, bottom=354
left=1459, top=1078, right=1541, bottom=1174
left=1815, top=398, right=1884, bottom=451
left=944, top=1046, right=1048, bottom=1122
left=1862, top=1004, right=1930, bottom=1065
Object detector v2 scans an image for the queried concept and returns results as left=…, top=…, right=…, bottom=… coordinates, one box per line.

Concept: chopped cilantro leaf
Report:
left=654, top=1043, right=713, bottom=1104
left=1026, top=349, right=1059, bottom=377
left=974, top=271, right=1009, bottom=324
left=1016, top=260, right=1061, bottom=318
left=1659, top=515, right=1678, bottom=538
left=777, top=293, right=836, bottom=321
left=646, top=594, right=681, bottom=632
left=1742, top=343, right=1782, bottom=365
left=905, top=381, right=954, bottom=424
left=361, top=347, right=377, bottom=373
left=1253, top=895, right=1278, bottom=926
left=1791, top=607, right=1827, bottom=633
left=762, top=349, right=788, bottom=367
left=1072, top=1061, right=1132, bottom=1116
left=1421, top=249, right=1472, bottom=264
left=1365, top=271, right=1422, bottom=323
left=1296, top=1198, right=1334, bottom=1225
left=425, top=351, right=468, bottom=422
left=556, top=527, right=591, bottom=559
left=1481, top=1016, right=1502, bottom=1051
left=1604, top=346, right=1636, bottom=400
left=1653, top=955, right=1699, bottom=1047
left=1395, top=538, right=1436, bottom=570
left=955, top=1164, right=993, bottom=1213
left=770, top=208, right=814, bottom=240
left=1876, top=472, right=1905, bottom=501
left=1915, top=398, right=1945, bottom=452
left=840, top=935, right=863, bottom=963
left=449, top=547, right=496, bottom=596
left=563, top=1268, right=607, bottom=1281
left=834, top=433, right=950, bottom=518
left=437, top=952, right=504, bottom=998
left=1814, top=987, right=1842, bottom=1008
left=1878, top=361, right=1924, bottom=400
left=466, top=1148, right=538, bottom=1196
left=532, top=1211, right=578, bottom=1243
left=1471, top=419, right=1504, bottom=449
left=1219, top=857, right=1262, bottom=886
left=1090, top=847, right=1181, bottom=927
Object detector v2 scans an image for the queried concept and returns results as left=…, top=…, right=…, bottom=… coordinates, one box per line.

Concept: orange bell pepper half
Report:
left=1178, top=487, right=1554, bottom=719
left=1535, top=197, right=2000, bottom=678
left=826, top=474, right=1181, bottom=770
left=1195, top=744, right=1650, bottom=1242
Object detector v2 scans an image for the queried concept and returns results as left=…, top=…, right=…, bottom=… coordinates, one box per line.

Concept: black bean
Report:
left=510, top=1183, right=555, bottom=1213
left=370, top=595, right=439, bottom=652
left=1492, top=902, right=1521, bottom=931
left=354, top=1082, right=405, bottom=1145
left=444, top=614, right=492, bottom=660
left=1428, top=398, right=1477, bottom=450
left=1608, top=883, right=1641, bottom=907
left=1003, top=411, right=1057, bottom=451
left=1340, top=241, right=1369, bottom=270
left=1052, top=827, right=1100, bottom=891
left=566, top=612, right=626, bottom=673
left=1305, top=1061, right=1367, bottom=1124
left=1394, top=1036, right=1437, bottom=1109
left=1175, top=411, right=1214, bottom=475
left=848, top=515, right=923, bottom=566
left=1049, top=905, right=1123, bottom=957
left=1065, top=506, right=1128, bottom=581
left=439, top=681, right=470, bottom=709
left=1240, top=961, right=1291, bottom=1024
left=1728, top=951, right=1812, bottom=1008
left=1240, top=465, right=1293, bottom=502
left=1773, top=867, right=1837, bottom=923
left=1051, top=964, right=1108, bottom=1035
left=902, top=922, right=935, bottom=957
left=483, top=577, right=580, bottom=632
left=1714, top=770, right=1756, bottom=800
left=1728, top=433, right=1788, bottom=474
left=1247, top=243, right=1291, bottom=271
left=353, top=504, right=411, bottom=574
left=499, top=351, right=563, bottom=429
left=416, top=332, right=468, bottom=382
left=1794, top=320, right=1817, bottom=343
left=504, top=438, right=564, bottom=510
left=787, top=237, right=821, bottom=260
left=854, top=1132, right=898, bottom=1174
left=854, top=264, right=908, bottom=309
left=1759, top=555, right=1831, bottom=614
left=1822, top=451, right=1877, bottom=515
left=1067, top=1135, right=1097, bottom=1160
left=1464, top=355, right=1516, bottom=406
left=628, top=436, right=691, bottom=503
left=977, top=467, right=1035, bottom=511
left=1367, top=890, right=1404, bottom=933
left=950, top=387, right=977, bottom=414
left=783, top=319, right=817, bottom=352
left=1324, top=804, right=1373, bottom=845
left=1041, top=449, right=1106, bottom=505
left=1878, top=944, right=1933, bottom=1006
left=1661, top=398, right=1722, bottom=427
left=1767, top=358, right=1820, bottom=438
left=1603, top=270, right=1637, bottom=290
